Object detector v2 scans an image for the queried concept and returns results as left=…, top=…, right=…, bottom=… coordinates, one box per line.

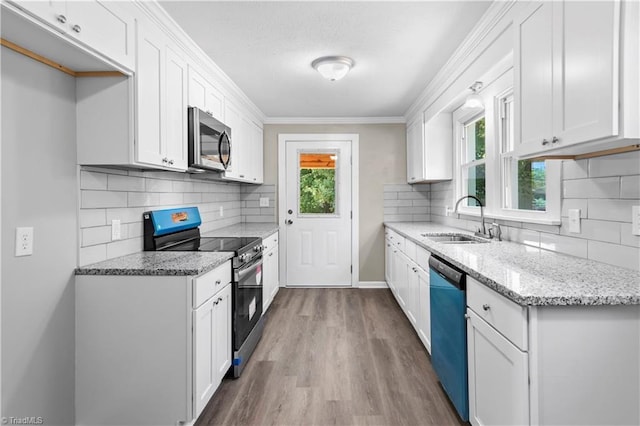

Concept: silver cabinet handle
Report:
left=412, top=267, right=418, bottom=272
left=551, top=136, right=559, bottom=144
left=269, top=252, right=273, bottom=257
left=57, top=14, right=67, bottom=24
left=162, top=157, right=168, bottom=163
left=206, top=110, right=212, bottom=116
left=215, top=280, right=221, bottom=285
left=168, top=159, right=174, bottom=165
left=465, top=313, right=470, bottom=319
left=239, top=174, right=245, bottom=178
left=542, top=139, right=550, bottom=146
left=72, top=24, right=81, bottom=33
left=482, top=304, right=490, bottom=311
left=286, top=219, right=293, bottom=225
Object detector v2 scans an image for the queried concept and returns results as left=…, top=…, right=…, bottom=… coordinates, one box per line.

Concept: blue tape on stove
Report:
left=150, top=207, right=201, bottom=236
left=233, top=357, right=242, bottom=366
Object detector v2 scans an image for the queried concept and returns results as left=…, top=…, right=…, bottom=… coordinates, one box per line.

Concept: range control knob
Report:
left=253, top=245, right=263, bottom=252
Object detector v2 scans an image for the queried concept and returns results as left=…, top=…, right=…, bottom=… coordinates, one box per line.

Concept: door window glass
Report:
left=298, top=152, right=337, bottom=214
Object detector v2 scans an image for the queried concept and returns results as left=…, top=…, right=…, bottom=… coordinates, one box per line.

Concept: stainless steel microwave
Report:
left=188, top=107, right=231, bottom=172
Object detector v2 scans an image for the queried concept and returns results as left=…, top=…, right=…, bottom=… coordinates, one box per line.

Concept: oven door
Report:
left=233, top=255, right=263, bottom=349
left=188, top=107, right=231, bottom=171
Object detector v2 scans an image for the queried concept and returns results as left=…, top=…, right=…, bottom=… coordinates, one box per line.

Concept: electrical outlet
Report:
left=15, top=227, right=34, bottom=256
left=219, top=205, right=224, bottom=217
left=111, top=219, right=121, bottom=241
left=568, top=209, right=581, bottom=233
left=632, top=206, right=640, bottom=236
left=260, top=197, right=269, bottom=207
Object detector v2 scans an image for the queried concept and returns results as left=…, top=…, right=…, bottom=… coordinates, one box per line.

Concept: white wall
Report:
left=1, top=48, right=76, bottom=425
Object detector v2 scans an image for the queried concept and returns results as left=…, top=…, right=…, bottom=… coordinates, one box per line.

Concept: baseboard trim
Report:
left=358, top=281, right=388, bottom=289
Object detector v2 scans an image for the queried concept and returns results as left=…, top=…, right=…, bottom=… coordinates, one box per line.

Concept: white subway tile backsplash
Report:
left=561, top=199, right=588, bottom=218
left=172, top=180, right=194, bottom=193
left=127, top=192, right=160, bottom=207
left=79, top=244, right=107, bottom=266
left=82, top=226, right=112, bottom=247
left=560, top=218, right=621, bottom=244
left=588, top=240, right=640, bottom=271
left=620, top=223, right=640, bottom=248
left=79, top=209, right=106, bottom=228
left=588, top=151, right=640, bottom=177
left=562, top=159, right=588, bottom=180
left=398, top=191, right=429, bottom=200
left=384, top=184, right=413, bottom=192
left=106, top=237, right=142, bottom=259
left=563, top=177, right=620, bottom=199
left=157, top=192, right=184, bottom=205
left=82, top=190, right=127, bottom=209
left=540, top=233, right=588, bottom=258
left=80, top=171, right=108, bottom=190
left=107, top=174, right=145, bottom=192
left=183, top=193, right=202, bottom=204
left=384, top=199, right=413, bottom=207
left=588, top=199, right=637, bottom=222
left=620, top=175, right=640, bottom=199
left=145, top=178, right=173, bottom=193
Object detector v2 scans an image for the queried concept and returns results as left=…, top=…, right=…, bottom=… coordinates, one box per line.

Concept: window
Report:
left=298, top=152, right=337, bottom=214
left=454, top=69, right=560, bottom=224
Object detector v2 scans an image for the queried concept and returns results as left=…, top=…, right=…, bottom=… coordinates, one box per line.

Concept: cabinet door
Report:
left=135, top=21, right=164, bottom=167
left=270, top=246, right=279, bottom=301
left=193, top=298, right=216, bottom=418
left=393, top=250, right=407, bottom=308
left=406, top=261, right=419, bottom=327
left=552, top=1, right=619, bottom=146
left=252, top=122, right=264, bottom=184
left=65, top=1, right=135, bottom=70
left=213, top=284, right=232, bottom=385
left=263, top=247, right=279, bottom=311
left=384, top=239, right=393, bottom=287
left=187, top=67, right=208, bottom=112
left=205, top=85, right=224, bottom=123
left=417, top=267, right=431, bottom=353
left=16, top=0, right=67, bottom=31
left=406, top=119, right=424, bottom=183
left=164, top=44, right=188, bottom=170
left=514, top=1, right=554, bottom=155
left=467, top=309, right=529, bottom=426
left=223, top=101, right=243, bottom=178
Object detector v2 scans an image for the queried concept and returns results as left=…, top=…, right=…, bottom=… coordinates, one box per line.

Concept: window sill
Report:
left=452, top=210, right=561, bottom=226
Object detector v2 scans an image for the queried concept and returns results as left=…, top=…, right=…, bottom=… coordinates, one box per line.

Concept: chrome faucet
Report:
left=454, top=195, right=489, bottom=238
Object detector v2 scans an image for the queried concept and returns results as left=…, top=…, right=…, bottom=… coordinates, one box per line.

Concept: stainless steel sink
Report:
left=421, top=233, right=490, bottom=244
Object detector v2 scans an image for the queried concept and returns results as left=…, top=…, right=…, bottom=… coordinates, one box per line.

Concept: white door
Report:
left=283, top=139, right=352, bottom=286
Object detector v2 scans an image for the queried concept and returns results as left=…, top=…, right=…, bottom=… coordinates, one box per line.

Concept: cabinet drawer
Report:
left=467, top=277, right=528, bottom=350
left=262, top=231, right=279, bottom=252
left=416, top=246, right=430, bottom=271
left=193, top=260, right=231, bottom=308
left=388, top=230, right=405, bottom=252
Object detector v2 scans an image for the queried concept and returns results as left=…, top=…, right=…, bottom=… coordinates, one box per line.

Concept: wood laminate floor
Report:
left=196, top=288, right=466, bottom=426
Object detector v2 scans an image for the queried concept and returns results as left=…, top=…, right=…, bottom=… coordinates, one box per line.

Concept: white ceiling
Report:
left=159, top=1, right=492, bottom=119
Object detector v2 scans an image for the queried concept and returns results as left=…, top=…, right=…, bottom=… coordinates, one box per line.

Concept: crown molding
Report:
left=403, top=0, right=518, bottom=122
left=134, top=1, right=267, bottom=123
left=263, top=116, right=406, bottom=125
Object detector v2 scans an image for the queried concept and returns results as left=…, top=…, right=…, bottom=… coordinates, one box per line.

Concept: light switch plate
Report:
left=260, top=197, right=269, bottom=207
left=568, top=209, right=581, bottom=233
left=15, top=227, right=34, bottom=256
left=632, top=206, right=640, bottom=236
left=111, top=219, right=121, bottom=241
left=219, top=205, right=224, bottom=217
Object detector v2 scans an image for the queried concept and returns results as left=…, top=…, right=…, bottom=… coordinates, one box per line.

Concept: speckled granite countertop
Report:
left=203, top=223, right=279, bottom=239
left=75, top=223, right=278, bottom=276
left=385, top=222, right=640, bottom=306
left=75, top=252, right=233, bottom=276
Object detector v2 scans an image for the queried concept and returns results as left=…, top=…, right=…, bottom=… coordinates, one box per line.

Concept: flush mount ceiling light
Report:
left=463, top=81, right=484, bottom=109
left=311, top=56, right=354, bottom=81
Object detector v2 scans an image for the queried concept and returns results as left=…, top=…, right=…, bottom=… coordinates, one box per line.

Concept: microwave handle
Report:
left=219, top=131, right=231, bottom=170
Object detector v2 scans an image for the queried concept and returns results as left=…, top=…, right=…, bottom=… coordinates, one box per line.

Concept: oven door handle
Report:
left=235, top=256, right=263, bottom=282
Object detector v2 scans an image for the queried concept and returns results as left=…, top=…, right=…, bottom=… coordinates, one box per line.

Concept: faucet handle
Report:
left=491, top=222, right=502, bottom=241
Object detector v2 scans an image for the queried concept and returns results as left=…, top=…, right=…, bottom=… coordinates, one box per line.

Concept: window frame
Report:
left=453, top=69, right=561, bottom=225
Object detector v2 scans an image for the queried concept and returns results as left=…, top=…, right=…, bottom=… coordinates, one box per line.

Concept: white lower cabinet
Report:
left=467, top=309, right=529, bottom=426
left=384, top=226, right=431, bottom=354
left=262, top=231, right=279, bottom=312
left=76, top=260, right=233, bottom=425
left=193, top=283, right=231, bottom=419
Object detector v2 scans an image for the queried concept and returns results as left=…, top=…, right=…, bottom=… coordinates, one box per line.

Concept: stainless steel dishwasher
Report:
left=429, top=254, right=468, bottom=422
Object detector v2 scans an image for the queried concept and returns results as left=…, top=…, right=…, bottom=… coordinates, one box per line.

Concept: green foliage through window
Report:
left=299, top=169, right=336, bottom=214
left=517, top=160, right=546, bottom=211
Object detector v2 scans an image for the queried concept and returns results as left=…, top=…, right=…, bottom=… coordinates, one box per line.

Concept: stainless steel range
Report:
left=143, top=207, right=264, bottom=378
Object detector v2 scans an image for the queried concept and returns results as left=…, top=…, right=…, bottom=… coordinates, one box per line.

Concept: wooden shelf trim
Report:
left=1, top=38, right=124, bottom=78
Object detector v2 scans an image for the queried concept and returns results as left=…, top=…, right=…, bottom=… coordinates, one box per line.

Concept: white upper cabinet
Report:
left=222, top=100, right=263, bottom=184
left=135, top=20, right=187, bottom=171
left=188, top=66, right=225, bottom=122
left=14, top=0, right=135, bottom=70
left=406, top=112, right=453, bottom=184
left=514, top=0, right=637, bottom=158
left=406, top=119, right=424, bottom=183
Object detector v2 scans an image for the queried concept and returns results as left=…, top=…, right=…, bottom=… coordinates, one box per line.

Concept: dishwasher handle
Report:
left=429, top=255, right=466, bottom=290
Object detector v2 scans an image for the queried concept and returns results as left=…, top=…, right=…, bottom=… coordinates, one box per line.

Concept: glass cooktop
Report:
left=162, top=237, right=261, bottom=253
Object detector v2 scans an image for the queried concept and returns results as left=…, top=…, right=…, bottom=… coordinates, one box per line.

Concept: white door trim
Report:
left=278, top=133, right=359, bottom=288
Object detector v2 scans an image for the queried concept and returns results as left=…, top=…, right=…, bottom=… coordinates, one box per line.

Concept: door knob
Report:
left=288, top=209, right=293, bottom=215
left=286, top=219, right=293, bottom=225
